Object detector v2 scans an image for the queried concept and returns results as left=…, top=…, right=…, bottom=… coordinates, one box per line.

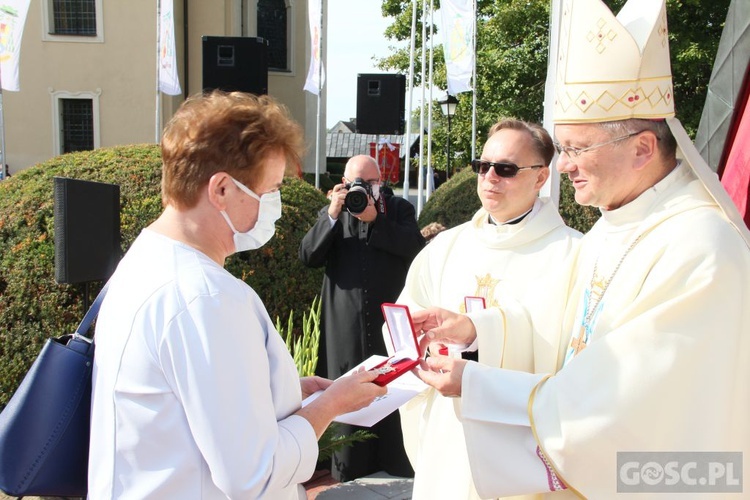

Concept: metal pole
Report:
left=403, top=0, right=418, bottom=201
left=155, top=0, right=161, bottom=143
left=426, top=0, right=435, bottom=202
left=470, top=0, right=477, bottom=160
left=417, top=0, right=428, bottom=215
left=446, top=113, right=451, bottom=179
left=314, top=0, right=325, bottom=190
left=0, top=79, right=6, bottom=180
left=183, top=0, right=189, bottom=97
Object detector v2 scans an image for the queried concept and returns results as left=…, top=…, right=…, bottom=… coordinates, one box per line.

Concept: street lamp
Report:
left=438, top=93, right=459, bottom=179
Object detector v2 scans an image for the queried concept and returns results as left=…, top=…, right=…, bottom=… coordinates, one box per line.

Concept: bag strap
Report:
left=74, top=281, right=110, bottom=339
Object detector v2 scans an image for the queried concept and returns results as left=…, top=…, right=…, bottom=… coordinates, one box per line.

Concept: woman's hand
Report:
left=300, top=376, right=332, bottom=400
left=295, top=369, right=386, bottom=439
left=321, top=369, right=386, bottom=415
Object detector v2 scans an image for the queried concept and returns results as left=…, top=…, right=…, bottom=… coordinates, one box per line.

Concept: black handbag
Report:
left=0, top=283, right=108, bottom=497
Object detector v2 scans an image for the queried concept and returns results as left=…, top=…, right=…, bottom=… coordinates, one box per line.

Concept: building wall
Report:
left=3, top=0, right=325, bottom=175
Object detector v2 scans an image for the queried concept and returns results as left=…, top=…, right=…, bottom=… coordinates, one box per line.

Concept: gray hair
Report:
left=596, top=119, right=677, bottom=159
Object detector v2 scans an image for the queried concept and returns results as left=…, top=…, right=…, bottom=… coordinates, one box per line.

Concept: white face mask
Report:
left=220, top=177, right=282, bottom=253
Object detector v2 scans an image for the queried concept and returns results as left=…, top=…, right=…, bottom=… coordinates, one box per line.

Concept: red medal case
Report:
left=372, top=303, right=421, bottom=386
left=464, top=296, right=486, bottom=312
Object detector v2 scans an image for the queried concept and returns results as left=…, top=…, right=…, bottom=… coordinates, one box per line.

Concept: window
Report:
left=52, top=0, right=96, bottom=35
left=50, top=90, right=101, bottom=155
left=60, top=99, right=93, bottom=153
left=43, top=0, right=103, bottom=43
left=257, top=0, right=289, bottom=71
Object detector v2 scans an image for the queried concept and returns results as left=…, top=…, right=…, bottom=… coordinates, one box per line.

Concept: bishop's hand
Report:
left=411, top=307, right=477, bottom=355
left=416, top=355, right=466, bottom=397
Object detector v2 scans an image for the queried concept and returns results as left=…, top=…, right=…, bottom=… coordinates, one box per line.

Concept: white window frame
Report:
left=41, top=0, right=104, bottom=43
left=49, top=88, right=101, bottom=156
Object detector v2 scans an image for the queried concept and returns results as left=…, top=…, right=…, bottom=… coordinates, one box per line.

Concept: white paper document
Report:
left=301, top=355, right=428, bottom=427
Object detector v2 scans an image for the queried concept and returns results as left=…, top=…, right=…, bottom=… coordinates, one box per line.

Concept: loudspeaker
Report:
left=356, top=74, right=406, bottom=135
left=202, top=36, right=269, bottom=95
left=54, top=177, right=120, bottom=284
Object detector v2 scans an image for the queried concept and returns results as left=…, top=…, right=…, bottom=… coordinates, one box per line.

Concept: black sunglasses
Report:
left=470, top=159, right=545, bottom=178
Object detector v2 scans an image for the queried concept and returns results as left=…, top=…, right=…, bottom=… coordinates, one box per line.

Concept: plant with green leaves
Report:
left=275, top=297, right=375, bottom=461
left=278, top=296, right=322, bottom=379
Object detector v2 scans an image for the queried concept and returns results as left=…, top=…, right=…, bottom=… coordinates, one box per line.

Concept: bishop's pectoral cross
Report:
left=570, top=275, right=606, bottom=357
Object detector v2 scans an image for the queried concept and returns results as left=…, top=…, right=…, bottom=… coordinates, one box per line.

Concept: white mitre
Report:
left=554, top=0, right=673, bottom=123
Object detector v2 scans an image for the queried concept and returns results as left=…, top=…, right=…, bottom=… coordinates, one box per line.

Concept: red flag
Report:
left=369, top=142, right=401, bottom=184
left=719, top=63, right=750, bottom=229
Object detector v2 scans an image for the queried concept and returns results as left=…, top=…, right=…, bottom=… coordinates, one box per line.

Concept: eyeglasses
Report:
left=553, top=130, right=645, bottom=158
left=470, top=160, right=544, bottom=178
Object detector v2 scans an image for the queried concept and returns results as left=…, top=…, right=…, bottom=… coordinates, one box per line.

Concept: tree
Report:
left=377, top=0, right=729, bottom=175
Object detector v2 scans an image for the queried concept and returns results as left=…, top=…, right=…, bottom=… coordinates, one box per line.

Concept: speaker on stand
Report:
left=355, top=73, right=406, bottom=135
left=202, top=36, right=270, bottom=95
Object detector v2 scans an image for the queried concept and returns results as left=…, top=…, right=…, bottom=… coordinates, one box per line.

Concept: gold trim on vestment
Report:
left=554, top=111, right=674, bottom=123
left=561, top=75, right=672, bottom=85
left=528, top=376, right=586, bottom=499
left=499, top=306, right=507, bottom=368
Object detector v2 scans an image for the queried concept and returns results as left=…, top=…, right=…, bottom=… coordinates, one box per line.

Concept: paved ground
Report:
left=0, top=471, right=414, bottom=500
left=306, top=471, right=413, bottom=500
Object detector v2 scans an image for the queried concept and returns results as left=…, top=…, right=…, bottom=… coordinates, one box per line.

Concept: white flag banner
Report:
left=441, top=0, right=474, bottom=95
left=159, top=0, right=181, bottom=96
left=304, top=0, right=324, bottom=95
left=0, top=0, right=30, bottom=92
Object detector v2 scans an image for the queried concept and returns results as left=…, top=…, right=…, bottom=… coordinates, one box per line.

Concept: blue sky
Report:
left=325, top=0, right=394, bottom=127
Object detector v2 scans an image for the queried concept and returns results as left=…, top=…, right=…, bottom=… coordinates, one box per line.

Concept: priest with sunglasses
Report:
left=411, top=0, right=750, bottom=498
left=388, top=118, right=581, bottom=499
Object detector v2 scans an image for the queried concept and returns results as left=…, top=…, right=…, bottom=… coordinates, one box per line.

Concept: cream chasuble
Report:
left=388, top=198, right=581, bottom=500
left=460, top=163, right=750, bottom=499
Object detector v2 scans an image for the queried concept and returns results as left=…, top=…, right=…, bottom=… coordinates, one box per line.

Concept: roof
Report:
left=325, top=121, right=420, bottom=159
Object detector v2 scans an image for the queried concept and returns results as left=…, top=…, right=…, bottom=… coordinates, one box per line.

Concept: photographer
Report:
left=299, top=154, right=425, bottom=482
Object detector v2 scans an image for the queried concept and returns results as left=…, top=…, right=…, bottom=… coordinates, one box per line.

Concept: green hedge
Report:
left=418, top=164, right=600, bottom=233
left=417, top=166, right=482, bottom=229
left=0, top=144, right=327, bottom=409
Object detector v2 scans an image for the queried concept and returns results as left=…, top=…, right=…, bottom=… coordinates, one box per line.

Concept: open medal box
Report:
left=372, top=303, right=421, bottom=386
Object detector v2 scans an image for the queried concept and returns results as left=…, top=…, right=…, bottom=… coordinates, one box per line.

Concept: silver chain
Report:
left=583, top=232, right=648, bottom=325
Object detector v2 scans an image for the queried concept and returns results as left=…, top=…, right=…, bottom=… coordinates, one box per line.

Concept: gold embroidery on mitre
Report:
left=560, top=84, right=674, bottom=118
left=657, top=10, right=668, bottom=47
left=586, top=17, right=618, bottom=54
left=574, top=91, right=595, bottom=112
left=596, top=91, right=618, bottom=111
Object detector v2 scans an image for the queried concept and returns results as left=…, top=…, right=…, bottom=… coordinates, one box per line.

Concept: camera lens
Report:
left=345, top=189, right=369, bottom=215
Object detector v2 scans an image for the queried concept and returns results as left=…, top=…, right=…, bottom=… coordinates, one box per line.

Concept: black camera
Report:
left=344, top=177, right=373, bottom=215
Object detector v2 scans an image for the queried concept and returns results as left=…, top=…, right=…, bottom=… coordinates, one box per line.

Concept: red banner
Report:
left=369, top=142, right=400, bottom=184
left=720, top=64, right=750, bottom=229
